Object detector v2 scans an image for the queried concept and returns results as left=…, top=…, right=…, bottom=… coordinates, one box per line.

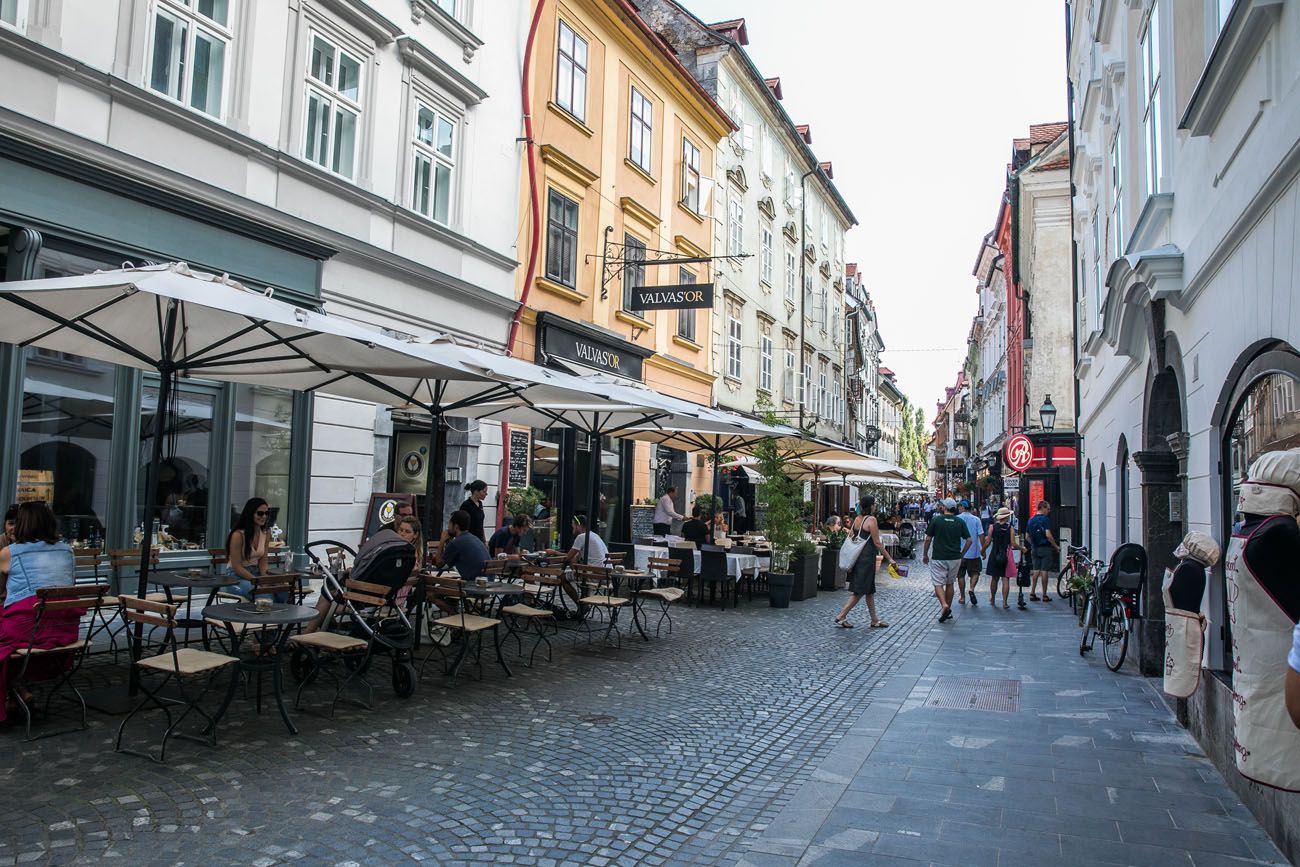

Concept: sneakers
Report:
left=970, top=595, right=978, bottom=607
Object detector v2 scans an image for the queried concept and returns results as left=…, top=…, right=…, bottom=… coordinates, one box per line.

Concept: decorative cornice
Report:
left=396, top=35, right=488, bottom=106
left=645, top=352, right=715, bottom=386
left=757, top=195, right=775, bottom=220
left=782, top=220, right=798, bottom=242
left=408, top=1, right=484, bottom=63
left=673, top=234, right=708, bottom=259
left=725, top=165, right=747, bottom=192
left=1102, top=243, right=1185, bottom=355
left=619, top=195, right=661, bottom=230
left=540, top=144, right=598, bottom=187
left=317, top=0, right=403, bottom=45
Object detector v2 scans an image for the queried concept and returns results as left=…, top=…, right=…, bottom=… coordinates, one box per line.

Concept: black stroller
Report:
left=896, top=522, right=917, bottom=559
left=296, top=535, right=419, bottom=701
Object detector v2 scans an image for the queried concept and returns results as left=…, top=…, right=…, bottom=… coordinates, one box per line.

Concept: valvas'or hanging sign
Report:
left=630, top=282, right=714, bottom=311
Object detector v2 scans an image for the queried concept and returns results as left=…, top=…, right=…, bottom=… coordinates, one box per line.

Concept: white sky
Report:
left=682, top=0, right=1069, bottom=424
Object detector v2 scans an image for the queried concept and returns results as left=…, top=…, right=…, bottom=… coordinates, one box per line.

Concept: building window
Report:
left=1213, top=0, right=1234, bottom=36
left=1109, top=123, right=1123, bottom=260
left=628, top=86, right=653, bottom=174
left=412, top=102, right=456, bottom=225
left=676, top=268, right=696, bottom=342
left=556, top=20, right=588, bottom=123
left=304, top=33, right=361, bottom=179
left=1140, top=4, right=1163, bottom=198
left=819, top=280, right=829, bottom=332
left=726, top=316, right=743, bottom=380
left=759, top=334, right=773, bottom=393
left=759, top=124, right=774, bottom=178
left=760, top=221, right=773, bottom=285
left=819, top=207, right=829, bottom=250
left=833, top=380, right=842, bottom=427
left=433, top=0, right=458, bottom=18
left=682, top=138, right=701, bottom=213
left=231, top=384, right=295, bottom=523
left=801, top=361, right=811, bottom=409
left=0, top=0, right=25, bottom=29
left=545, top=189, right=579, bottom=288
left=148, top=0, right=231, bottom=117
left=622, top=233, right=646, bottom=315
left=782, top=248, right=796, bottom=304
left=783, top=348, right=795, bottom=402
left=1092, top=210, right=1103, bottom=331
left=727, top=195, right=743, bottom=257
left=819, top=362, right=829, bottom=419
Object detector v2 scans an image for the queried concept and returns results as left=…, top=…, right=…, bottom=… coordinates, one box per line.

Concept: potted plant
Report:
left=505, top=485, right=544, bottom=520
left=821, top=526, right=848, bottom=590
left=694, top=493, right=721, bottom=518
left=752, top=399, right=804, bottom=608
left=790, top=539, right=820, bottom=600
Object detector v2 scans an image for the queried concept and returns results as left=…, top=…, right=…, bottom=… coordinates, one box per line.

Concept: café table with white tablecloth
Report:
left=632, top=545, right=769, bottom=582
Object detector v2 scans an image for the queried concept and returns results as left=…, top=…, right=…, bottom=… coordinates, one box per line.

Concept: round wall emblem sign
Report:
left=1004, top=434, right=1034, bottom=473
left=401, top=451, right=425, bottom=479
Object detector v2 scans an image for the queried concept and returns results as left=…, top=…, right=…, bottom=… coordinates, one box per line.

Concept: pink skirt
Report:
left=0, top=596, right=84, bottom=722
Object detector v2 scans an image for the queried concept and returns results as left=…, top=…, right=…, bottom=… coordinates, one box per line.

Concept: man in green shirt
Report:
left=923, top=497, right=973, bottom=622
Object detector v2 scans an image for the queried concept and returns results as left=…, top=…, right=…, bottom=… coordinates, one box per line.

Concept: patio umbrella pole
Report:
left=424, top=412, right=447, bottom=540
left=712, top=446, right=723, bottom=525
left=583, top=424, right=602, bottom=567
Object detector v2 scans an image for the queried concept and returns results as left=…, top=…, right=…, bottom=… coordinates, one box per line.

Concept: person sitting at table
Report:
left=393, top=515, right=425, bottom=606
left=439, top=510, right=489, bottom=580
left=222, top=498, right=286, bottom=603
left=1, top=503, right=18, bottom=552
left=710, top=510, right=730, bottom=542
left=489, top=515, right=530, bottom=559
left=566, top=515, right=608, bottom=565
left=0, top=502, right=80, bottom=722
left=681, top=506, right=710, bottom=547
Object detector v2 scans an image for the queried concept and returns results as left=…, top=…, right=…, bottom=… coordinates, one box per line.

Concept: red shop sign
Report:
left=1004, top=434, right=1034, bottom=473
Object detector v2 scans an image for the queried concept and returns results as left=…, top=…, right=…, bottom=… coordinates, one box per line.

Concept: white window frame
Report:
left=783, top=348, right=796, bottom=401
left=146, top=0, right=233, bottom=119
left=628, top=85, right=653, bottom=174
left=727, top=194, right=744, bottom=257
left=0, top=0, right=27, bottom=30
left=759, top=124, right=774, bottom=179
left=676, top=268, right=697, bottom=342
left=759, top=334, right=773, bottom=393
left=727, top=316, right=743, bottom=380
left=784, top=247, right=797, bottom=303
left=801, top=361, right=811, bottom=409
left=1109, top=123, right=1124, bottom=260
left=1140, top=4, right=1164, bottom=198
left=682, top=137, right=701, bottom=213
left=411, top=100, right=458, bottom=226
left=760, top=221, right=773, bottom=285
left=303, top=31, right=363, bottom=180
left=819, top=363, right=829, bottom=419
left=556, top=19, right=588, bottom=123
left=1212, top=0, right=1234, bottom=37
left=833, top=380, right=842, bottom=427
left=1092, top=210, right=1103, bottom=332
left=819, top=280, right=829, bottom=332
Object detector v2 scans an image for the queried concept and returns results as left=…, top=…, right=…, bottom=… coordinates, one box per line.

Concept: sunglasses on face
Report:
left=255, top=510, right=270, bottom=517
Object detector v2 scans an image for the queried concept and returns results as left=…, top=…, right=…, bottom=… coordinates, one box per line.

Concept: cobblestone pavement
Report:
left=1, top=565, right=944, bottom=866
left=741, top=584, right=1293, bottom=867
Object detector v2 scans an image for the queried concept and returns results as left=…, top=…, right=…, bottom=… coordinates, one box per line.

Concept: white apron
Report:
left=1161, top=566, right=1206, bottom=699
left=1223, top=520, right=1300, bottom=792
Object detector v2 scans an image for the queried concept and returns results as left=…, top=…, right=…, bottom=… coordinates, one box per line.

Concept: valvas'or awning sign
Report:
left=630, top=282, right=714, bottom=310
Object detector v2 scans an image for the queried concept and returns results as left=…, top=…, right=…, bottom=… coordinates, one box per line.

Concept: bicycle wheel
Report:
left=1078, top=593, right=1094, bottom=655
left=1102, top=598, right=1129, bottom=671
left=1057, top=566, right=1074, bottom=599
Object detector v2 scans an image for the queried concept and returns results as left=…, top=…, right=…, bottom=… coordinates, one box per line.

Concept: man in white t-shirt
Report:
left=566, top=514, right=609, bottom=565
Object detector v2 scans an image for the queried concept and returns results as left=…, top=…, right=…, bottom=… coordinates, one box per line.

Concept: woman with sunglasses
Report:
left=223, top=498, right=285, bottom=602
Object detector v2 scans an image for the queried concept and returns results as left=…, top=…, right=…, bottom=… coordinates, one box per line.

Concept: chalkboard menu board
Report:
left=508, top=428, right=530, bottom=489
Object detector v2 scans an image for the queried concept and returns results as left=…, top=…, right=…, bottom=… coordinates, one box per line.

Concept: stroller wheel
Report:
left=290, top=647, right=319, bottom=685
left=392, top=661, right=416, bottom=699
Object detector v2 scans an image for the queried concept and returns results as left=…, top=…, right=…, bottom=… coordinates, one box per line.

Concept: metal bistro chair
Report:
left=634, top=557, right=684, bottom=637
left=572, top=563, right=627, bottom=649
left=286, top=577, right=377, bottom=716
left=8, top=584, right=109, bottom=740
left=115, top=596, right=240, bottom=763
left=731, top=545, right=762, bottom=603
left=76, top=548, right=124, bottom=658
left=500, top=566, right=561, bottom=666
left=420, top=574, right=511, bottom=682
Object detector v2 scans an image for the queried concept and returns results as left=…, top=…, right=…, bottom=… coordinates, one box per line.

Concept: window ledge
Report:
left=676, top=201, right=705, bottom=224
left=410, top=1, right=485, bottom=62
left=615, top=310, right=652, bottom=329
left=672, top=334, right=702, bottom=352
left=624, top=158, right=656, bottom=185
left=724, top=375, right=742, bottom=387
left=548, top=101, right=594, bottom=138
left=1180, top=0, right=1284, bottom=137
left=535, top=275, right=586, bottom=303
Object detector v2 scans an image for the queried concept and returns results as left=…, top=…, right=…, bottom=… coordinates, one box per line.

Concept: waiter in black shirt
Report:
left=459, top=480, right=489, bottom=542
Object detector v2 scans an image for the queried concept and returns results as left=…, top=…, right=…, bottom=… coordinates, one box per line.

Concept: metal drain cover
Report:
left=580, top=714, right=616, bottom=725
left=925, top=677, right=1021, bottom=713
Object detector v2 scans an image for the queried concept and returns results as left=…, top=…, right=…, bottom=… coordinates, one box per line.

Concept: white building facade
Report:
left=0, top=0, right=524, bottom=553
left=970, top=234, right=1009, bottom=462
left=636, top=5, right=856, bottom=441
left=1070, top=0, right=1300, bottom=848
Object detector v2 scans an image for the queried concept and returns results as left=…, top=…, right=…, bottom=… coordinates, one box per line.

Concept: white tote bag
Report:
left=838, top=535, right=866, bottom=573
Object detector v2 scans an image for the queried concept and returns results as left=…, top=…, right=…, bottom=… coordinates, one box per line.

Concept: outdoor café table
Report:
left=149, top=571, right=231, bottom=646
left=201, top=602, right=318, bottom=736
left=879, top=532, right=900, bottom=559
left=461, top=580, right=526, bottom=617
left=632, top=546, right=766, bottom=582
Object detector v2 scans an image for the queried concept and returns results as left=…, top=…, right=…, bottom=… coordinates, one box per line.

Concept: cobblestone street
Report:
left=0, top=569, right=940, bottom=866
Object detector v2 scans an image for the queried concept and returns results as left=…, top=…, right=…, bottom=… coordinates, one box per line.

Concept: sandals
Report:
left=834, top=617, right=854, bottom=628
left=869, top=621, right=889, bottom=628
left=1029, top=595, right=1040, bottom=602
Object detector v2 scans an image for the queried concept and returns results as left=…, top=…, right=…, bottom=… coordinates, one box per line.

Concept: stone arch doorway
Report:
left=1132, top=365, right=1185, bottom=675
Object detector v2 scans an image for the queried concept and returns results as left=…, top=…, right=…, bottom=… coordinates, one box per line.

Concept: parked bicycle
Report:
left=1056, top=544, right=1093, bottom=599
left=1078, top=543, right=1148, bottom=672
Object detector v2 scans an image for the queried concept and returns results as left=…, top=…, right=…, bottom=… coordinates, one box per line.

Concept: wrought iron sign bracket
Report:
left=587, top=230, right=751, bottom=301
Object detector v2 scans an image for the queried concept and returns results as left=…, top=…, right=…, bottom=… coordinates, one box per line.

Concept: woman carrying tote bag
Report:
left=835, top=496, right=896, bottom=629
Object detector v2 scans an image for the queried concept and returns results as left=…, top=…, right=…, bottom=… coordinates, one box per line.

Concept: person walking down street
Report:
left=922, top=497, right=972, bottom=623
left=1025, top=501, right=1060, bottom=602
left=835, top=495, right=896, bottom=629
left=955, top=499, right=986, bottom=607
left=653, top=486, right=683, bottom=536
left=459, top=480, right=489, bottom=542
left=981, top=507, right=1021, bottom=609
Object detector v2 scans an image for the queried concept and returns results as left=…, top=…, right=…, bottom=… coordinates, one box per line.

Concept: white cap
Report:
left=941, top=497, right=957, bottom=510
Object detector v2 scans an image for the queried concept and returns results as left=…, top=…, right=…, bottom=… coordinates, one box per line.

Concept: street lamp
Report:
left=1039, top=394, right=1057, bottom=431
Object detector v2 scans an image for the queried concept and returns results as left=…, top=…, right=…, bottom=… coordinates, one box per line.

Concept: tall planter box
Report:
left=820, top=546, right=843, bottom=590
left=629, top=504, right=655, bottom=541
left=790, top=552, right=819, bottom=601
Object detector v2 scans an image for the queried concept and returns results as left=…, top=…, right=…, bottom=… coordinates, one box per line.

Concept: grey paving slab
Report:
left=745, top=576, right=1291, bottom=867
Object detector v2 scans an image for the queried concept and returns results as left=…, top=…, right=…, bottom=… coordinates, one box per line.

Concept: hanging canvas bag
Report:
left=838, top=533, right=866, bottom=573
left=1161, top=567, right=1207, bottom=698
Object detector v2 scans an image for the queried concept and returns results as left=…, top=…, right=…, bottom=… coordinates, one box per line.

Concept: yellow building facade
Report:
left=510, top=0, right=734, bottom=541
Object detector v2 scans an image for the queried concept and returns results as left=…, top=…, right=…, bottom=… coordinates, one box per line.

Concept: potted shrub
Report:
left=505, top=485, right=544, bottom=520
left=790, top=539, right=820, bottom=600
left=821, top=527, right=847, bottom=590
left=752, top=400, right=804, bottom=608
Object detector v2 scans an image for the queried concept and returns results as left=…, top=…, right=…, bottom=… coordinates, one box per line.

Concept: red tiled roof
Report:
left=819, top=161, right=833, bottom=179
left=708, top=18, right=749, bottom=45
left=846, top=263, right=858, bottom=277
left=1034, top=155, right=1071, bottom=171
left=1029, top=122, right=1068, bottom=144
left=764, top=77, right=783, bottom=100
